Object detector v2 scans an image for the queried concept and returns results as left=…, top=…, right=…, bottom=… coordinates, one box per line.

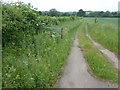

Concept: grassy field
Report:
left=86, top=18, right=118, bottom=54
left=86, top=17, right=118, bottom=27
left=77, top=21, right=118, bottom=83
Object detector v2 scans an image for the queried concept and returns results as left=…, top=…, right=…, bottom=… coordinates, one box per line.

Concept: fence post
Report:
left=50, top=31, right=52, bottom=38
left=61, top=28, right=63, bottom=39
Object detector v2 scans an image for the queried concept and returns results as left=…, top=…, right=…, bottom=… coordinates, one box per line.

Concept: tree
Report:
left=98, top=11, right=104, bottom=17
left=111, top=12, right=118, bottom=17
left=49, top=8, right=60, bottom=17
left=38, top=11, right=42, bottom=15
left=77, top=9, right=85, bottom=17
left=102, top=11, right=111, bottom=17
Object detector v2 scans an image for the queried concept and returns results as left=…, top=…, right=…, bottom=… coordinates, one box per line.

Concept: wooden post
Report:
left=50, top=31, right=52, bottom=38
left=61, top=28, right=63, bottom=39
left=95, top=18, right=98, bottom=23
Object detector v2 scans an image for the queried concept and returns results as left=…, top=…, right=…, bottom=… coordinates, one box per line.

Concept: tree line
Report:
left=38, top=9, right=118, bottom=18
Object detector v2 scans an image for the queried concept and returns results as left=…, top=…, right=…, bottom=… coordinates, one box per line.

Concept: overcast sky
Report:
left=2, top=0, right=119, bottom=12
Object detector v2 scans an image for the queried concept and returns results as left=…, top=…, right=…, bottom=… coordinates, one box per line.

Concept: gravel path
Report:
left=85, top=24, right=118, bottom=69
left=55, top=38, right=118, bottom=88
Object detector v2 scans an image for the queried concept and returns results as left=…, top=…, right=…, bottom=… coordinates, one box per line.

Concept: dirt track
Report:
left=55, top=38, right=118, bottom=88
left=85, top=24, right=118, bottom=69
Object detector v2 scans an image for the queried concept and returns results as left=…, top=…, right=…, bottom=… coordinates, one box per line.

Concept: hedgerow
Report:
left=2, top=2, right=79, bottom=88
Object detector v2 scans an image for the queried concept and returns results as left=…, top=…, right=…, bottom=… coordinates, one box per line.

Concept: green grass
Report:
left=86, top=18, right=118, bottom=54
left=86, top=17, right=118, bottom=27
left=77, top=22, right=118, bottom=83
left=3, top=20, right=81, bottom=88
left=0, top=45, right=1, bottom=89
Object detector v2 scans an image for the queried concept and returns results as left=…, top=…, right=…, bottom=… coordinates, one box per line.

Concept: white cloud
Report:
left=2, top=0, right=119, bottom=11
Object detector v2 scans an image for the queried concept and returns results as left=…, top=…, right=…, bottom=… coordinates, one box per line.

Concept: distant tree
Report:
left=102, top=11, right=111, bottom=17
left=111, top=12, right=118, bottom=17
left=77, top=9, right=85, bottom=17
left=43, top=11, right=49, bottom=16
left=88, top=12, right=101, bottom=17
left=38, top=11, right=42, bottom=15
left=62, top=12, right=72, bottom=16
left=71, top=12, right=77, bottom=16
left=86, top=11, right=117, bottom=18
left=49, top=8, right=60, bottom=17
left=61, top=12, right=69, bottom=16
left=98, top=11, right=104, bottom=17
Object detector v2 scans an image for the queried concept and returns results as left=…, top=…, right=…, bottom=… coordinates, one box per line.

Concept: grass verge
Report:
left=77, top=22, right=118, bottom=83
left=86, top=18, right=118, bottom=54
